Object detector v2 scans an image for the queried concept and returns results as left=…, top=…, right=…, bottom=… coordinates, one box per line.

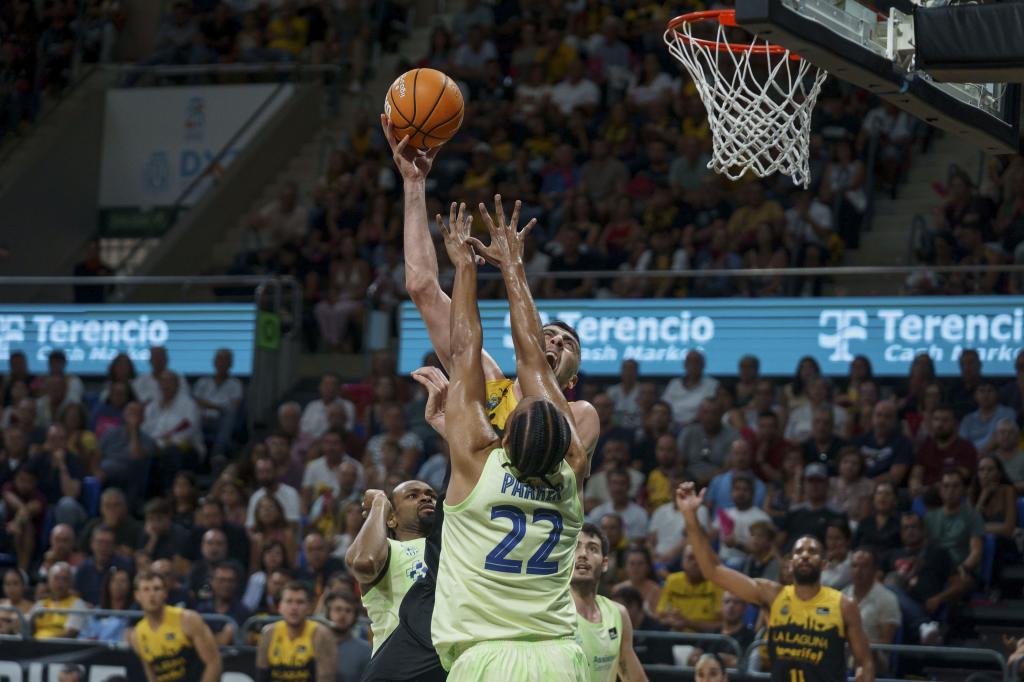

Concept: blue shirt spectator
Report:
left=958, top=383, right=1016, bottom=450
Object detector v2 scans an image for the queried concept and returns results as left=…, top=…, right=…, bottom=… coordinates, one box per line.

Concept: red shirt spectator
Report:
left=911, top=406, right=978, bottom=493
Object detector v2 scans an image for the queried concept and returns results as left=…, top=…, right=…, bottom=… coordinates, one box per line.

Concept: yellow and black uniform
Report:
left=266, top=619, right=318, bottom=682
left=134, top=606, right=202, bottom=682
left=766, top=585, right=846, bottom=682
left=485, top=378, right=518, bottom=433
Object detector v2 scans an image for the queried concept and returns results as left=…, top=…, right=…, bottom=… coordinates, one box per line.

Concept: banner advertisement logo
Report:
left=0, top=304, right=256, bottom=376
left=399, top=297, right=1024, bottom=377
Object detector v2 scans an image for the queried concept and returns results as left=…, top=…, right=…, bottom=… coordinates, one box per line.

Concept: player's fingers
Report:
left=449, top=201, right=458, bottom=230
left=395, top=134, right=409, bottom=155
left=519, top=218, right=536, bottom=241
left=425, top=145, right=441, bottom=162
left=467, top=236, right=496, bottom=262
left=493, top=193, right=505, bottom=229
left=477, top=203, right=496, bottom=232
left=509, top=200, right=522, bottom=231
left=456, top=202, right=468, bottom=232
left=435, top=214, right=448, bottom=237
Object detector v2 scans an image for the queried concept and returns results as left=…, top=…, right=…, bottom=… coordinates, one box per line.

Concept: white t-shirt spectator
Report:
left=627, top=73, right=679, bottom=108
left=661, top=375, right=720, bottom=427
left=514, top=82, right=551, bottom=118
left=453, top=40, right=498, bottom=71
left=301, top=456, right=341, bottom=499
left=584, top=468, right=645, bottom=507
left=64, top=375, right=85, bottom=403
left=246, top=484, right=301, bottom=527
left=143, top=392, right=204, bottom=454
left=299, top=398, right=356, bottom=440
left=785, top=200, right=834, bottom=248
left=550, top=77, right=600, bottom=115
left=606, top=383, right=641, bottom=429
left=133, top=373, right=189, bottom=405
left=712, top=505, right=773, bottom=565
left=192, top=376, right=244, bottom=420
left=842, top=581, right=901, bottom=642
left=784, top=403, right=848, bottom=442
left=365, top=432, right=423, bottom=467
left=648, top=502, right=709, bottom=557
left=587, top=501, right=649, bottom=542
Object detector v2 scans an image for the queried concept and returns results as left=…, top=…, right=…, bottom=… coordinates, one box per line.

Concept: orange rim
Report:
left=667, top=10, right=803, bottom=60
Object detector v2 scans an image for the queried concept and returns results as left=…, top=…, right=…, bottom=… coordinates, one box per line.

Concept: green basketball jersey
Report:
left=432, top=448, right=583, bottom=670
left=362, top=536, right=427, bottom=653
left=576, top=595, right=623, bottom=682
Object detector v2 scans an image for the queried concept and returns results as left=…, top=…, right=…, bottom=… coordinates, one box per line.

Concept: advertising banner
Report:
left=0, top=304, right=256, bottom=376
left=399, top=296, right=1024, bottom=377
left=0, top=639, right=256, bottom=681
left=98, top=84, right=294, bottom=212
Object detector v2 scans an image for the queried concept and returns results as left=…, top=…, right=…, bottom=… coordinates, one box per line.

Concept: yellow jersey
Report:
left=134, top=606, right=202, bottom=682
left=33, top=595, right=82, bottom=639
left=485, top=378, right=518, bottom=432
left=767, top=585, right=846, bottom=682
left=657, top=573, right=723, bottom=632
left=266, top=619, right=318, bottom=682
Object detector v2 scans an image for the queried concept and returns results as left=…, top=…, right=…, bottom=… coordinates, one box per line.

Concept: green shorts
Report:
left=447, top=639, right=588, bottom=682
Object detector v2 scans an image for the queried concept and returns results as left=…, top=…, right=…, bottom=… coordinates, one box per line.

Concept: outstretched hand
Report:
left=437, top=202, right=475, bottom=268
left=675, top=482, right=706, bottom=516
left=380, top=113, right=439, bottom=183
left=411, top=366, right=449, bottom=436
left=469, top=194, right=536, bottom=271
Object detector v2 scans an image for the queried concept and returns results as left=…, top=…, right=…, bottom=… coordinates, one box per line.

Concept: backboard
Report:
left=733, top=0, right=1021, bottom=154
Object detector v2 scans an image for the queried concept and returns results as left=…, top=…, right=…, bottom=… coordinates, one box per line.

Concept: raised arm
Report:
left=473, top=196, right=572, bottom=418
left=344, top=489, right=392, bottom=589
left=441, top=202, right=500, bottom=483
left=383, top=114, right=501, bottom=379
left=675, top=482, right=781, bottom=609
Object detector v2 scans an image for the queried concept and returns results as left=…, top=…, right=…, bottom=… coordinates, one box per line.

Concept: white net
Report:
left=665, top=14, right=828, bottom=188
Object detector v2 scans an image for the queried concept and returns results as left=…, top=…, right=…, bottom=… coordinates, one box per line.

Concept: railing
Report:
left=0, top=604, right=30, bottom=639
left=634, top=631, right=743, bottom=675
left=745, top=639, right=1011, bottom=681
left=25, top=607, right=241, bottom=644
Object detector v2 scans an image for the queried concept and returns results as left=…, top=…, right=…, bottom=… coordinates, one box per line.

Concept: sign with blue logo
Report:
left=99, top=85, right=294, bottom=209
left=398, top=297, right=1024, bottom=377
left=0, top=304, right=256, bottom=376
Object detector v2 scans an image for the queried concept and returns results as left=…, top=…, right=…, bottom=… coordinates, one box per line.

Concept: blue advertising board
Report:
left=399, top=296, right=1024, bottom=377
left=0, top=304, right=256, bottom=376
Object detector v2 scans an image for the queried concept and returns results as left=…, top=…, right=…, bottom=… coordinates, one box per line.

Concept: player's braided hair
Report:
left=504, top=398, right=571, bottom=484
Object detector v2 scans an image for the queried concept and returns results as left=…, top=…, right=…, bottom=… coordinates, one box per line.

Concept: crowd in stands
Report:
left=0, top=0, right=125, bottom=138
left=909, top=154, right=1024, bottom=295
left=4, top=339, right=1024, bottom=675
left=225, top=0, right=933, bottom=351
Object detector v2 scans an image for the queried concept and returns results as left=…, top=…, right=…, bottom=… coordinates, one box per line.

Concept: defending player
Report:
left=572, top=523, right=649, bottom=682
left=127, top=570, right=223, bottom=682
left=345, top=481, right=436, bottom=653
left=256, top=581, right=336, bottom=682
left=428, top=199, right=588, bottom=679
left=675, top=483, right=875, bottom=682
left=381, top=115, right=599, bottom=449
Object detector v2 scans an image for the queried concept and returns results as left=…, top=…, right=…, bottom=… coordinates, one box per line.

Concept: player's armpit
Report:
left=314, top=625, right=338, bottom=682
left=182, top=610, right=223, bottom=682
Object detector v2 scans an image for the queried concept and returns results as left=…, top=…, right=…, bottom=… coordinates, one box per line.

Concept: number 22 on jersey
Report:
left=484, top=505, right=563, bottom=575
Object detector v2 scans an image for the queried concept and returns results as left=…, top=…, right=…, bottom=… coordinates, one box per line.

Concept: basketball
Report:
left=384, top=68, right=464, bottom=150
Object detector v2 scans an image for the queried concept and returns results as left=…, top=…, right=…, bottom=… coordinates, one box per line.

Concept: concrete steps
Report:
left=836, top=133, right=987, bottom=295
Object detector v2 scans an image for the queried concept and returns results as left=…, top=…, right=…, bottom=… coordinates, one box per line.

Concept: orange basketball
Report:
left=384, top=68, right=464, bottom=150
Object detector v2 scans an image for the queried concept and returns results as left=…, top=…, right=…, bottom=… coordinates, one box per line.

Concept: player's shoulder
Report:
left=258, top=621, right=280, bottom=640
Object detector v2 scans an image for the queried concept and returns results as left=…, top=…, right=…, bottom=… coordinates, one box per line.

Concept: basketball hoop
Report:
left=664, top=10, right=828, bottom=188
